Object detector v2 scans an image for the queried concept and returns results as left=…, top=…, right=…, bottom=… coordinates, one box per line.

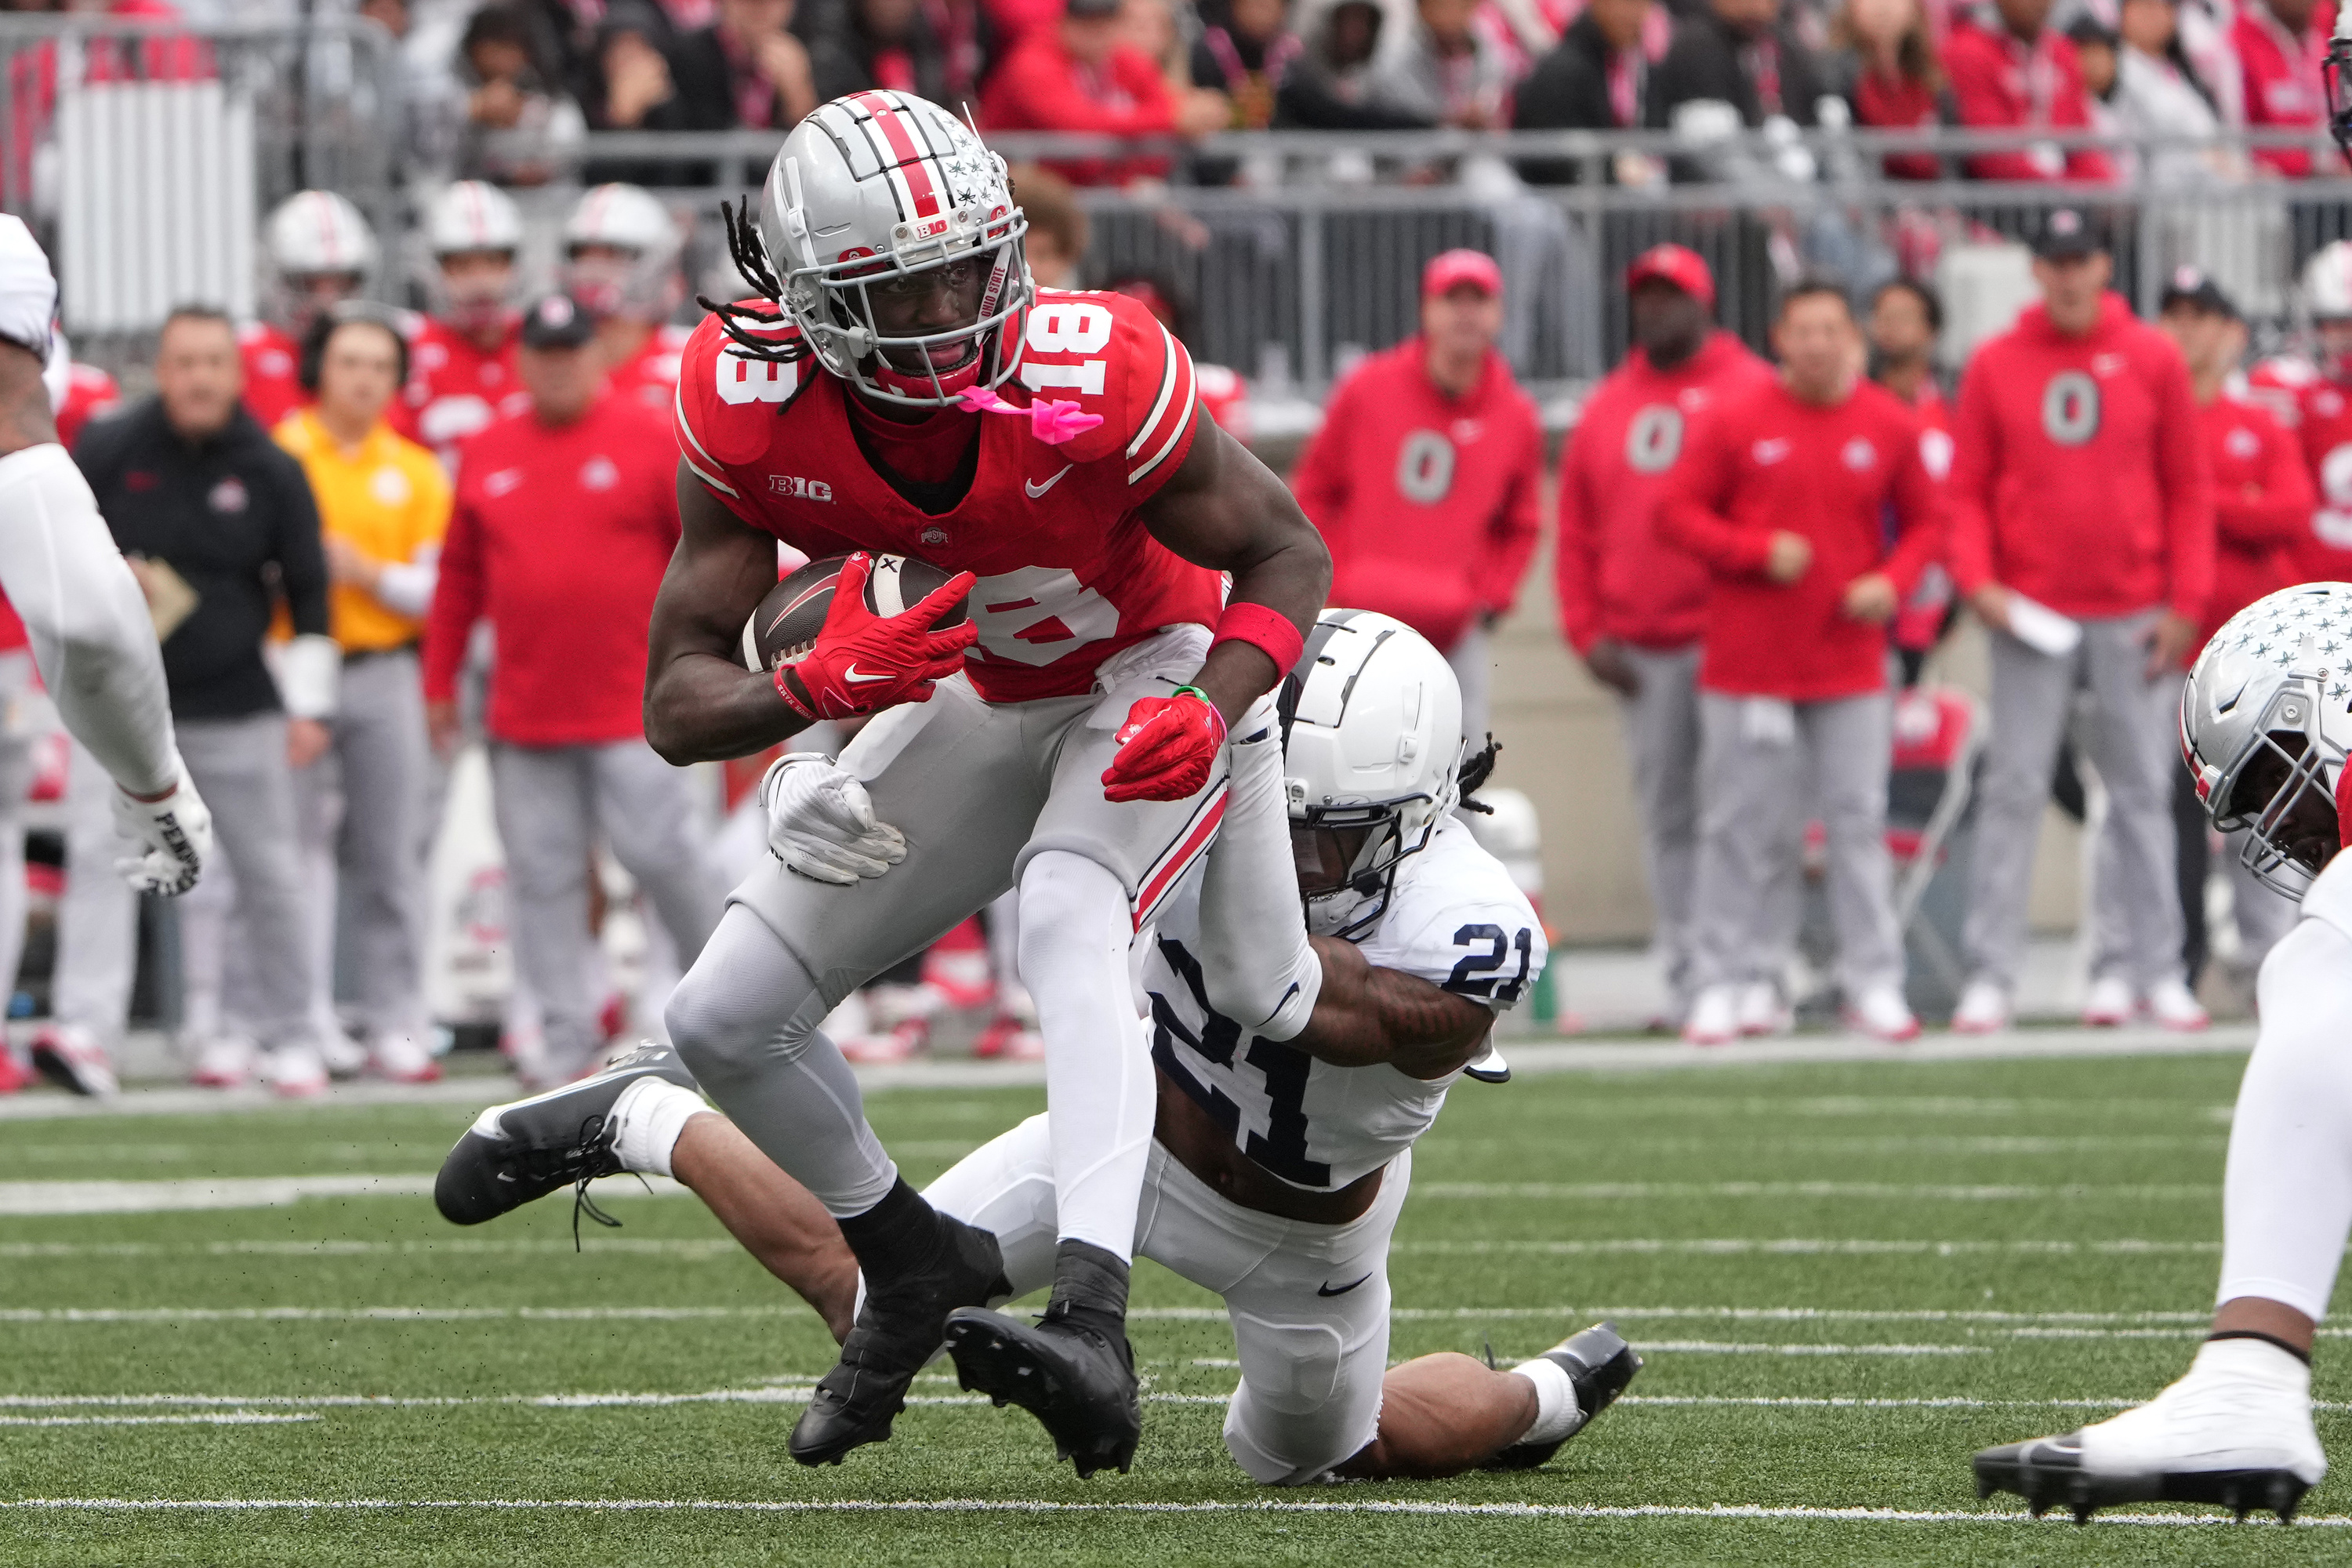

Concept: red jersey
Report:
left=2234, top=1, right=2336, bottom=178
left=1660, top=377, right=1945, bottom=702
left=1290, top=338, right=1543, bottom=655
left=673, top=289, right=1212, bottom=706
left=1555, top=332, right=1777, bottom=654
left=2248, top=356, right=2352, bottom=584
left=401, top=315, right=524, bottom=460
left=1940, top=17, right=2117, bottom=183
left=239, top=321, right=306, bottom=429
left=610, top=323, right=694, bottom=412
left=423, top=390, right=681, bottom=746
left=2195, top=390, right=2312, bottom=657
left=1948, top=294, right=2212, bottom=622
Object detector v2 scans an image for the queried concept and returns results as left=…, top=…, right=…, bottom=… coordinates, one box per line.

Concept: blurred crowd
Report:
left=5, top=0, right=2344, bottom=191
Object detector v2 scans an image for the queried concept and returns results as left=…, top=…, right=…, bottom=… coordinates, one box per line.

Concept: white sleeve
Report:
left=0, top=216, right=57, bottom=367
left=0, top=444, right=179, bottom=797
left=371, top=543, right=439, bottom=619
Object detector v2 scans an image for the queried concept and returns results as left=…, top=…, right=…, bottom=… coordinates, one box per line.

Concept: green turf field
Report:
left=3, top=1049, right=2346, bottom=1565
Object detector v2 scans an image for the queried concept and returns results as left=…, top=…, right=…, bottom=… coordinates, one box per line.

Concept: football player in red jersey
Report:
left=401, top=181, right=527, bottom=462
left=240, top=191, right=382, bottom=430
left=2251, top=241, right=2352, bottom=584
left=561, top=183, right=692, bottom=410
left=641, top=89, right=1327, bottom=1475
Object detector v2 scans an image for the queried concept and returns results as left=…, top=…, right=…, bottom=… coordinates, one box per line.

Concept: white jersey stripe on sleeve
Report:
left=1128, top=339, right=1196, bottom=485
left=1127, top=322, right=1182, bottom=461
left=673, top=383, right=740, bottom=498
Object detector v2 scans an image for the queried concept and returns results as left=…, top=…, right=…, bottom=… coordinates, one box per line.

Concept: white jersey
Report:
left=1146, top=814, right=1547, bottom=1192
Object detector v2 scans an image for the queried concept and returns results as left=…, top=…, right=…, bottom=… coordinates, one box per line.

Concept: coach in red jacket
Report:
left=1947, top=213, right=2214, bottom=1035
left=1660, top=279, right=1943, bottom=1046
left=423, top=296, right=727, bottom=1087
left=1291, top=249, right=1543, bottom=749
left=1554, top=245, right=1775, bottom=1025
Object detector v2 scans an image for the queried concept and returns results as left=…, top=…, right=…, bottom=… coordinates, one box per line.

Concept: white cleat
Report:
left=1734, top=981, right=1791, bottom=1037
left=1951, top=978, right=2011, bottom=1035
left=1973, top=1338, right=2326, bottom=1523
left=1846, top=983, right=1920, bottom=1043
left=1682, top=985, right=1739, bottom=1046
left=32, top=1023, right=119, bottom=1097
left=2146, top=975, right=2210, bottom=1033
left=2082, top=973, right=2134, bottom=1027
left=263, top=1043, right=330, bottom=1100
left=370, top=1032, right=443, bottom=1084
left=316, top=1028, right=370, bottom=1080
left=188, top=1034, right=258, bottom=1090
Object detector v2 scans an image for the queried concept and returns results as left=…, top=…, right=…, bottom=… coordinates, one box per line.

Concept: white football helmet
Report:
left=426, top=180, right=524, bottom=258
left=717, top=89, right=1033, bottom=408
left=2305, top=241, right=2352, bottom=322
left=1279, top=610, right=1466, bottom=939
left=263, top=190, right=376, bottom=332
left=2182, top=582, right=2352, bottom=897
left=562, top=183, right=684, bottom=321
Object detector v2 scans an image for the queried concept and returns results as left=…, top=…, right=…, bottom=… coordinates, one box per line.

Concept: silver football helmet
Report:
left=713, top=89, right=1033, bottom=408
left=1279, top=610, right=1466, bottom=939
left=263, top=190, right=376, bottom=333
left=423, top=181, right=524, bottom=333
left=2182, top=582, right=2352, bottom=897
left=563, top=183, right=684, bottom=321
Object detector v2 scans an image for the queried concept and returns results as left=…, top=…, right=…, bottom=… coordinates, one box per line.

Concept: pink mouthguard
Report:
left=958, top=385, right=1104, bottom=445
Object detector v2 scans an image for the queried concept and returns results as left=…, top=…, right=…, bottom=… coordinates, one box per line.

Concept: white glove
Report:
left=760, top=753, right=906, bottom=885
left=110, top=757, right=212, bottom=896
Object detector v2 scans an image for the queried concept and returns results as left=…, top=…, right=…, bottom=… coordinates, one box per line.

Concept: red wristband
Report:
left=1208, top=602, right=1305, bottom=677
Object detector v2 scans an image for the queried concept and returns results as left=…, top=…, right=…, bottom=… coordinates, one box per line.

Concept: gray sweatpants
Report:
left=1966, top=612, right=2183, bottom=991
left=1615, top=644, right=1704, bottom=1007
left=487, top=738, right=726, bottom=1079
left=1446, top=623, right=1493, bottom=754
left=289, top=650, right=430, bottom=1039
left=54, top=712, right=317, bottom=1045
left=1693, top=688, right=1903, bottom=997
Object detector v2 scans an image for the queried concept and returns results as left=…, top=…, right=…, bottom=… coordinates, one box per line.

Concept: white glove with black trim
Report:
left=760, top=753, right=906, bottom=884
left=111, top=756, right=212, bottom=896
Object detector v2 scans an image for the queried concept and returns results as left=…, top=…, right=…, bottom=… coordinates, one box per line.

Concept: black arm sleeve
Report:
left=268, top=450, right=332, bottom=639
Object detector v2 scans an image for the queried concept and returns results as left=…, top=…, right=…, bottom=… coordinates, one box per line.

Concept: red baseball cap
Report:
left=1626, top=244, right=1715, bottom=311
left=1423, top=249, right=1504, bottom=299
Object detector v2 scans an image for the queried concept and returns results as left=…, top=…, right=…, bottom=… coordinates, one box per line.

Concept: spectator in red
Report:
left=1555, top=245, right=1775, bottom=1028
left=422, top=296, right=724, bottom=1087
left=982, top=0, right=1225, bottom=185
left=1660, top=279, right=1943, bottom=1047
left=2121, top=270, right=2311, bottom=982
left=1830, top=0, right=1944, bottom=181
left=1290, top=250, right=1541, bottom=747
left=1947, top=210, right=2212, bottom=1034
left=1941, top=0, right=2118, bottom=183
left=2234, top=0, right=2333, bottom=176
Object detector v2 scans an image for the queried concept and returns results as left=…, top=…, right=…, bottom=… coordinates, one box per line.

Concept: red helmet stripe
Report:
left=855, top=93, right=943, bottom=220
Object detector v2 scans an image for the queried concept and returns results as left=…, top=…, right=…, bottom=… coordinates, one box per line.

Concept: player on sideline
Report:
left=1973, top=581, right=2352, bottom=1523
left=0, top=219, right=210, bottom=1094
left=437, top=612, right=1642, bottom=1482
left=641, top=89, right=1328, bottom=1474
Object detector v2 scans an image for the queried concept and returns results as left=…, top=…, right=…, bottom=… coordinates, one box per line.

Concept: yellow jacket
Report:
left=274, top=409, right=452, bottom=653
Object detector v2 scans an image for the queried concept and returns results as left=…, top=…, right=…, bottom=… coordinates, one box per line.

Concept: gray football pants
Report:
left=54, top=712, right=317, bottom=1045
left=1967, top=612, right=2183, bottom=992
left=487, top=738, right=727, bottom=1079
left=1693, top=688, right=1904, bottom=997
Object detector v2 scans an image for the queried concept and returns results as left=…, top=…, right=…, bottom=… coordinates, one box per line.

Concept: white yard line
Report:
left=1392, top=1239, right=2221, bottom=1255
left=0, top=1174, right=688, bottom=1216
left=0, top=1496, right=2337, bottom=1528
left=1414, top=1181, right=2216, bottom=1200
left=0, top=1413, right=315, bottom=1427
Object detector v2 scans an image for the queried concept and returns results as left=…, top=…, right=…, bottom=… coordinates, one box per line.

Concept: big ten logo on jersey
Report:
left=717, top=350, right=802, bottom=406
left=2042, top=371, right=2100, bottom=446
left=1625, top=405, right=1684, bottom=474
left=968, top=564, right=1120, bottom=666
left=1396, top=430, right=1457, bottom=503
left=1018, top=299, right=1113, bottom=398
left=2317, top=444, right=2352, bottom=550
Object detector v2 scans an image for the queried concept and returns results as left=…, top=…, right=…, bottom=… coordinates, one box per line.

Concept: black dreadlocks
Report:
left=1457, top=735, right=1501, bottom=814
left=695, top=198, right=811, bottom=367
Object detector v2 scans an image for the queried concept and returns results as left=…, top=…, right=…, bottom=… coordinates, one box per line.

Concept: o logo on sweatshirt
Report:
left=1396, top=430, right=1457, bottom=503
left=1625, top=405, right=1685, bottom=474
left=2042, top=372, right=2102, bottom=446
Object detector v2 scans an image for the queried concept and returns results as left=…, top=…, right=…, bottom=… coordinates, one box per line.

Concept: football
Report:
left=739, top=553, right=970, bottom=673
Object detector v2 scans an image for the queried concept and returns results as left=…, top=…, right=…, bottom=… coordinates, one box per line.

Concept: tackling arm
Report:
left=641, top=467, right=818, bottom=764
left=1290, top=935, right=1497, bottom=1080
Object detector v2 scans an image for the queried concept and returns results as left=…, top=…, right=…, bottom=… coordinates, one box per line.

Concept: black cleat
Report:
left=945, top=1304, right=1143, bottom=1478
left=788, top=1211, right=1008, bottom=1467
left=1972, top=1432, right=2315, bottom=1525
left=1481, top=1321, right=1644, bottom=1471
left=433, top=1042, right=697, bottom=1230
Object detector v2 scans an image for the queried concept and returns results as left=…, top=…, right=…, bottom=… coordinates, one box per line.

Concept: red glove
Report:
left=775, top=553, right=978, bottom=722
left=1101, top=687, right=1228, bottom=803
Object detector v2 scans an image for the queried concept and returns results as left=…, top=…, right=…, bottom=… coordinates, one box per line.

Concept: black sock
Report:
left=1046, top=1239, right=1130, bottom=1327
left=2206, top=1329, right=2314, bottom=1367
left=835, top=1178, right=940, bottom=1281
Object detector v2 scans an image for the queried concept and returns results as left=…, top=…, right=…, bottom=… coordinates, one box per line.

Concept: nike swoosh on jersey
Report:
left=1025, top=465, right=1074, bottom=499
left=1317, top=1272, right=1374, bottom=1298
left=843, top=666, right=894, bottom=684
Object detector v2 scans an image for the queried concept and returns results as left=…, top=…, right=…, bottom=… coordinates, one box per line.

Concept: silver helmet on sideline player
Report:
left=706, top=89, right=1033, bottom=409
left=2182, top=581, right=2352, bottom=895
left=1279, top=610, right=1467, bottom=939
